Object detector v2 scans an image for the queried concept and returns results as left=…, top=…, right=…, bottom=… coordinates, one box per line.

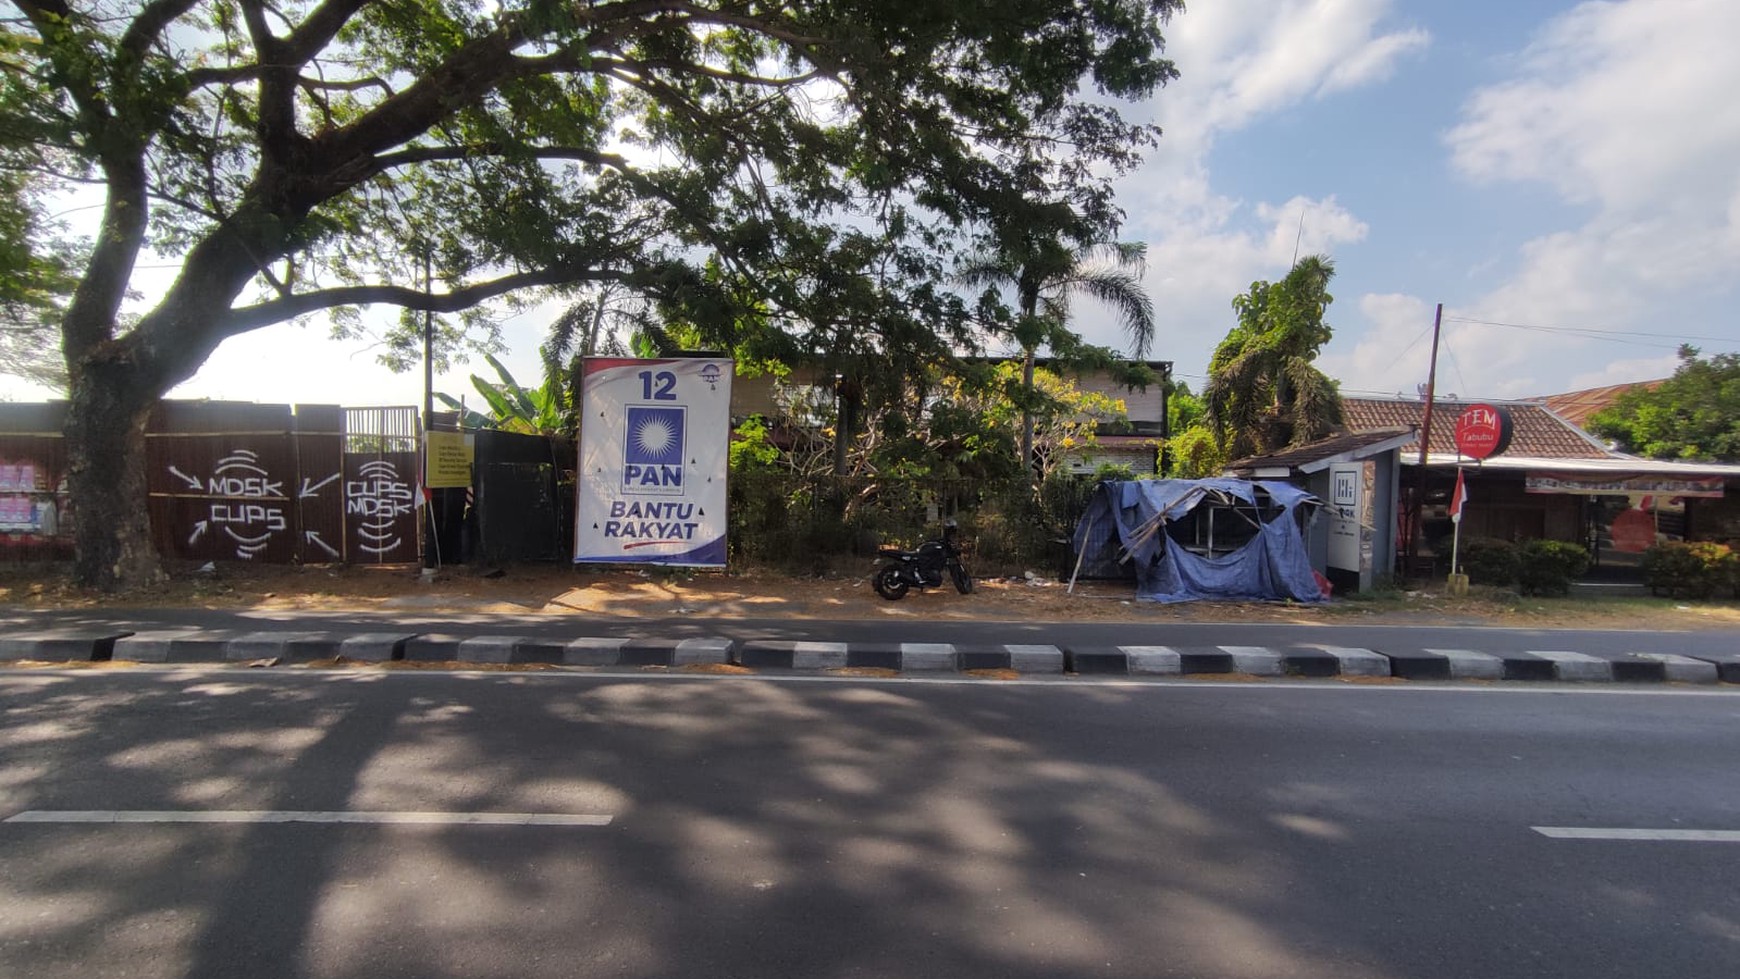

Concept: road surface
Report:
left=2, top=669, right=1737, bottom=978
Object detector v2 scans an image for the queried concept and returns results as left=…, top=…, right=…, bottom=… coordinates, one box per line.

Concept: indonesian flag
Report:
left=1450, top=468, right=1467, bottom=523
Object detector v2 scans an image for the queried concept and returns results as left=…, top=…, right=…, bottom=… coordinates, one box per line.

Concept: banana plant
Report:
left=435, top=354, right=568, bottom=435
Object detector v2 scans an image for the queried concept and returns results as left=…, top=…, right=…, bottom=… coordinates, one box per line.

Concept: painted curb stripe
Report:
left=4, top=810, right=613, bottom=826
left=1533, top=827, right=1740, bottom=842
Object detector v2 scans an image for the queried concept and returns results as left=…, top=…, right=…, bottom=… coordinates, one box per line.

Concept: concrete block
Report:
left=673, top=638, right=731, bottom=665
left=1064, top=646, right=1128, bottom=674
left=226, top=631, right=340, bottom=661
left=1619, top=653, right=1718, bottom=684
left=563, top=637, right=627, bottom=666
left=1313, top=646, right=1391, bottom=677
left=1219, top=646, right=1283, bottom=676
left=338, top=633, right=412, bottom=662
left=0, top=630, right=132, bottom=662
left=1528, top=650, right=1612, bottom=682
left=1121, top=646, right=1182, bottom=675
left=900, top=643, right=956, bottom=672
left=1004, top=644, right=1065, bottom=674
left=455, top=635, right=522, bottom=664
left=1425, top=649, right=1506, bottom=680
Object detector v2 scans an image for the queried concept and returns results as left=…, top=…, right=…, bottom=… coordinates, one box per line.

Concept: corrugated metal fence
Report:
left=0, top=401, right=424, bottom=566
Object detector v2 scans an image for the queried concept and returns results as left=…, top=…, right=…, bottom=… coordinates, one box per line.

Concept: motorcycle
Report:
left=872, top=523, right=974, bottom=600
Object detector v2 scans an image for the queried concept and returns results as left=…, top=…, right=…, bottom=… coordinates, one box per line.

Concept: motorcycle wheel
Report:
left=950, top=562, right=974, bottom=595
left=873, top=565, right=910, bottom=601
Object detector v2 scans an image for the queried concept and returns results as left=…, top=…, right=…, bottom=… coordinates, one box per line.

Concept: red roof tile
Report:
left=1339, top=397, right=1611, bottom=459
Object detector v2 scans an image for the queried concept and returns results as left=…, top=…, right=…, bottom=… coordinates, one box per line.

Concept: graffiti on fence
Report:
left=169, top=449, right=317, bottom=560
left=347, top=459, right=415, bottom=556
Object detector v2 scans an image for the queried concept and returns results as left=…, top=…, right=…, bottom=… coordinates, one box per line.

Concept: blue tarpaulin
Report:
left=1072, top=479, right=1325, bottom=604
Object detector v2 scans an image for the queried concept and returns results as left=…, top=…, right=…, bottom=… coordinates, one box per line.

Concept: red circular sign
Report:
left=1453, top=404, right=1513, bottom=460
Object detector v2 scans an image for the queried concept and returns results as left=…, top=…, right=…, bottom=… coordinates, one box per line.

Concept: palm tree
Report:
left=957, top=240, right=1156, bottom=471
left=1204, top=255, right=1343, bottom=459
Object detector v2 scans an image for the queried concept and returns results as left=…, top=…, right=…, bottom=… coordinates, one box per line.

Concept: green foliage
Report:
left=1166, top=424, right=1227, bottom=478
left=729, top=416, right=781, bottom=472
left=9, top=0, right=1187, bottom=589
left=1640, top=541, right=1739, bottom=599
left=0, top=168, right=77, bottom=388
left=1205, top=256, right=1344, bottom=459
left=1588, top=346, right=1740, bottom=461
left=1514, top=540, right=1590, bottom=597
left=435, top=354, right=566, bottom=435
left=1457, top=538, right=1520, bottom=587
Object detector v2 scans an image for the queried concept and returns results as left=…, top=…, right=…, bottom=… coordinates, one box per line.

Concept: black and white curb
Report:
left=2, top=631, right=1737, bottom=684
left=736, top=641, right=1064, bottom=673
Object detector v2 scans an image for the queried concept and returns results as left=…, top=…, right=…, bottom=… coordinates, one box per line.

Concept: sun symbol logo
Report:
left=634, top=416, right=676, bottom=458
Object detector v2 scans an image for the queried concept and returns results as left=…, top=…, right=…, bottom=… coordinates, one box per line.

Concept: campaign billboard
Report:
left=574, top=357, right=733, bottom=566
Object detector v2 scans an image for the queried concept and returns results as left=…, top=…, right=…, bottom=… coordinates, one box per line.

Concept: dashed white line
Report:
left=3, top=810, right=613, bottom=826
left=1533, top=827, right=1740, bottom=842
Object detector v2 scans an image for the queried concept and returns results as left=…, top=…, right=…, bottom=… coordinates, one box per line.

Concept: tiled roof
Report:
left=1339, top=397, right=1611, bottom=460
left=1227, top=427, right=1414, bottom=474
left=1538, top=380, right=1664, bottom=429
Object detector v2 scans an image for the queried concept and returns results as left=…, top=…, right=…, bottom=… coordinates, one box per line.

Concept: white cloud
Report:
left=1565, top=355, right=1682, bottom=392
left=1332, top=0, right=1740, bottom=399
left=1092, top=1, right=1424, bottom=374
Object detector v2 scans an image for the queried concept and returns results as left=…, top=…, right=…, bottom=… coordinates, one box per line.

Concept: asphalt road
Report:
left=2, top=670, right=1737, bottom=979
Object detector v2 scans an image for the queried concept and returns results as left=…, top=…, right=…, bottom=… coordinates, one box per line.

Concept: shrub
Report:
left=1515, top=539, right=1590, bottom=597
left=1640, top=541, right=1736, bottom=598
left=1456, top=537, right=1518, bottom=586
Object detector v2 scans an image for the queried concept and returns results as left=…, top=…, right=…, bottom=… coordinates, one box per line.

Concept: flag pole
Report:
left=1447, top=463, right=1469, bottom=594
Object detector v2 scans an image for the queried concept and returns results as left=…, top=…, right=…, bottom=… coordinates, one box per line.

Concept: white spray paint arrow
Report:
left=299, top=473, right=340, bottom=498
left=168, top=466, right=203, bottom=491
left=305, top=531, right=341, bottom=559
left=187, top=520, right=208, bottom=545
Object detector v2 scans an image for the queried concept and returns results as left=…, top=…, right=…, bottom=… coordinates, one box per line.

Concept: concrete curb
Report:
left=0, top=630, right=133, bottom=662
left=736, top=641, right=1065, bottom=673
left=11, top=628, right=1735, bottom=685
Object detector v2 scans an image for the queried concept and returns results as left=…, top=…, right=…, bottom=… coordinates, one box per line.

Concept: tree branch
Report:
left=218, top=265, right=630, bottom=337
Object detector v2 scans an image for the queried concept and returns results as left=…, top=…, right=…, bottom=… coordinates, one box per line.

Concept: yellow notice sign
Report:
left=424, top=431, right=474, bottom=488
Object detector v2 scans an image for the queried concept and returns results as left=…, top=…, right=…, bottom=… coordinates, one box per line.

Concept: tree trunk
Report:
left=64, top=358, right=165, bottom=591
left=1020, top=347, right=1036, bottom=479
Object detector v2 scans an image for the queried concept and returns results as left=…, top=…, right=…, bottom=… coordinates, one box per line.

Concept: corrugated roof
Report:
left=1537, top=380, right=1664, bottom=429
left=1340, top=396, right=1611, bottom=460
left=1227, top=427, right=1414, bottom=475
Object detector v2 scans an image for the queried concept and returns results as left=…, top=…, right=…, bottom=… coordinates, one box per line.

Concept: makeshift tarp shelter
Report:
left=1072, top=479, right=1326, bottom=603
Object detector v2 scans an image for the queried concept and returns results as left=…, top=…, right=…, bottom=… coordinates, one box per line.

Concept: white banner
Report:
left=574, top=357, right=733, bottom=566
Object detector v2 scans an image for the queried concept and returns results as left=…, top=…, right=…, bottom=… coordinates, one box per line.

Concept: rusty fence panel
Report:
left=146, top=403, right=305, bottom=563
left=0, top=400, right=425, bottom=567
left=343, top=407, right=421, bottom=565
left=293, top=405, right=346, bottom=563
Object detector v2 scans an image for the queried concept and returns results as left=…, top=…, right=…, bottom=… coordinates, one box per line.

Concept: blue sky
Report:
left=6, top=0, right=1736, bottom=410
left=1112, top=0, right=1740, bottom=402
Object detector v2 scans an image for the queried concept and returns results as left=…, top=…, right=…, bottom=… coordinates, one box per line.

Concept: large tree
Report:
left=1, top=0, right=1182, bottom=589
left=1204, top=255, right=1343, bottom=460
left=1588, top=346, right=1740, bottom=461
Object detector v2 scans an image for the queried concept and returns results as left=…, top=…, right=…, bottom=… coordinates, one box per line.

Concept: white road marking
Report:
left=1533, top=827, right=1740, bottom=842
left=3, top=810, right=612, bottom=826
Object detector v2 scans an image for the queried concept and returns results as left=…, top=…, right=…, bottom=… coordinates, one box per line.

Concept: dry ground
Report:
left=2, top=561, right=1739, bottom=632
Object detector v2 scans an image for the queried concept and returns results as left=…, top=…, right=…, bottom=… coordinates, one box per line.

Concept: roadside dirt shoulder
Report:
left=3, top=562, right=1738, bottom=632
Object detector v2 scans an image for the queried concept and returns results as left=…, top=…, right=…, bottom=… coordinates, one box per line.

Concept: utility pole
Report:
left=422, top=252, right=438, bottom=576
left=1410, top=302, right=1444, bottom=577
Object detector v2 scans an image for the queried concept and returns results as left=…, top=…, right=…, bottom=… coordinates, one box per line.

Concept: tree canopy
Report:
left=1203, top=256, right=1343, bottom=461
left=1588, top=346, right=1740, bottom=462
left=0, top=0, right=1183, bottom=588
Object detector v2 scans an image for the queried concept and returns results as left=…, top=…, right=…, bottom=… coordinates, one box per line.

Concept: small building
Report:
left=1340, top=396, right=1740, bottom=576
left=1225, top=427, right=1415, bottom=593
